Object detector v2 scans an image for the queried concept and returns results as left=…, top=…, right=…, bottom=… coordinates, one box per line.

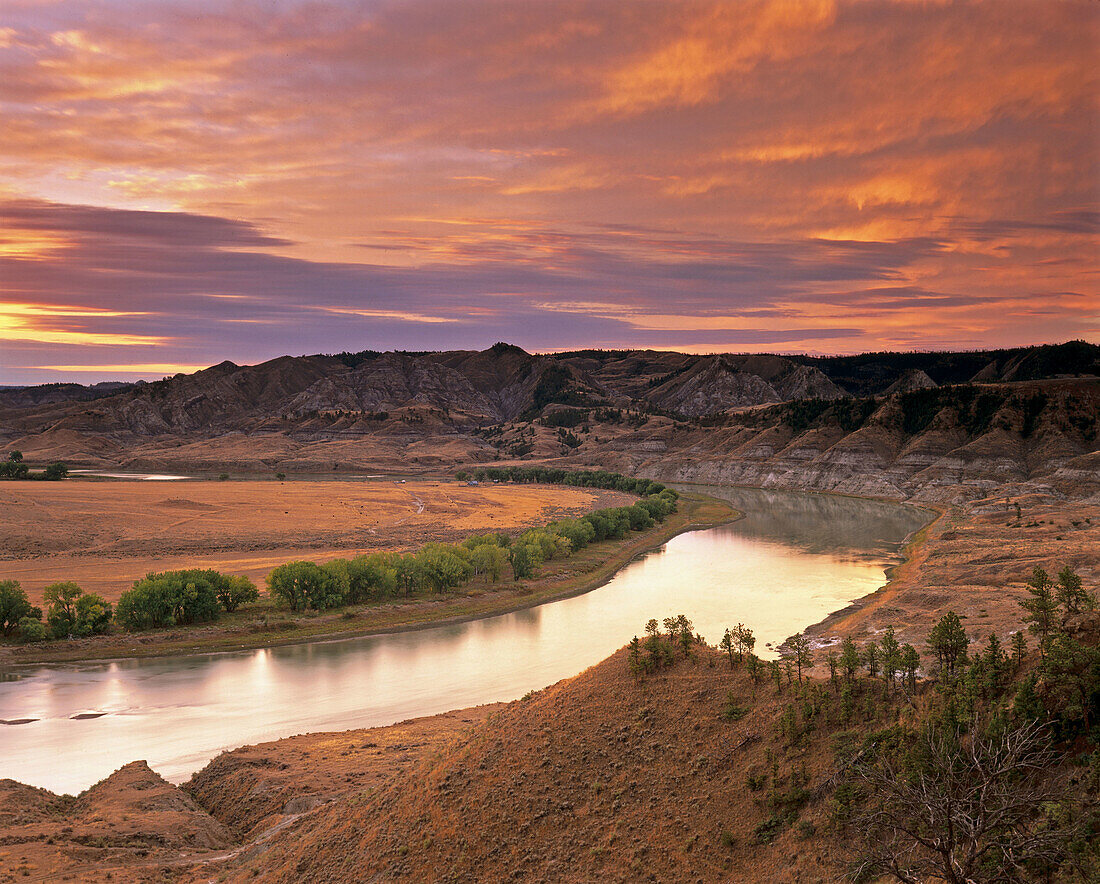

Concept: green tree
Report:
left=0, top=455, right=29, bottom=479
left=274, top=561, right=344, bottom=611
left=675, top=613, right=694, bottom=653
left=1056, top=565, right=1094, bottom=615
left=770, top=659, right=782, bottom=694
left=839, top=635, right=861, bottom=683
left=44, top=581, right=83, bottom=638
left=0, top=580, right=34, bottom=636
left=1020, top=567, right=1059, bottom=659
left=45, top=582, right=111, bottom=637
left=927, top=611, right=969, bottom=679
left=73, top=592, right=112, bottom=636
left=470, top=543, right=508, bottom=582
left=117, top=570, right=222, bottom=629
left=900, top=644, right=920, bottom=692
left=417, top=545, right=473, bottom=593
left=826, top=652, right=840, bottom=692
left=627, top=635, right=644, bottom=677
left=747, top=653, right=761, bottom=689
left=509, top=543, right=535, bottom=581
left=1010, top=630, right=1028, bottom=672
left=216, top=575, right=259, bottom=612
left=394, top=554, right=425, bottom=597
left=1041, top=632, right=1100, bottom=739
left=720, top=628, right=736, bottom=668
left=42, top=462, right=68, bottom=480
left=736, top=623, right=756, bottom=661
left=880, top=626, right=900, bottom=693
left=787, top=633, right=814, bottom=683
left=863, top=641, right=880, bottom=679
left=345, top=554, right=398, bottom=602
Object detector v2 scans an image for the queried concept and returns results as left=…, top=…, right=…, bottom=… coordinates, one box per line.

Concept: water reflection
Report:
left=0, top=487, right=929, bottom=794
left=688, top=484, right=929, bottom=559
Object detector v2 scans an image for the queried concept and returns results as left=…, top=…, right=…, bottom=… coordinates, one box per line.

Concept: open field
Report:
left=0, top=478, right=635, bottom=606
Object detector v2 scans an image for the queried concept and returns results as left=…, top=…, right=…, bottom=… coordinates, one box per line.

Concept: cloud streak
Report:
left=0, top=0, right=1096, bottom=382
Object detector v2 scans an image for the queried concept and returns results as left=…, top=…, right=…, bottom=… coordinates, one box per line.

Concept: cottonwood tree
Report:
left=0, top=580, right=34, bottom=635
left=846, top=720, right=1080, bottom=884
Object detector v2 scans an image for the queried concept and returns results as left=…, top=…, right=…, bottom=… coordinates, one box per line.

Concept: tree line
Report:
left=0, top=450, right=68, bottom=480
left=1, top=470, right=678, bottom=641
left=454, top=464, right=669, bottom=497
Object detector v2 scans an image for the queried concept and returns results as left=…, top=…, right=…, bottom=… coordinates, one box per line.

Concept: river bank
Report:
left=0, top=491, right=737, bottom=666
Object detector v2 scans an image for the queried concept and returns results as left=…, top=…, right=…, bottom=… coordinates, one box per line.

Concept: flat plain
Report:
left=0, top=478, right=633, bottom=605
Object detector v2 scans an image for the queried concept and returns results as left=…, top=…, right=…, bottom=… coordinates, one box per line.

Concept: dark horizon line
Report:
left=4, top=338, right=1096, bottom=390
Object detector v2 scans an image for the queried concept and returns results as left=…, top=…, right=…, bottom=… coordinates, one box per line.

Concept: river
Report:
left=0, top=485, right=928, bottom=794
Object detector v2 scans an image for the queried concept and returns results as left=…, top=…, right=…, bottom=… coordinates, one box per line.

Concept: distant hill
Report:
left=0, top=341, right=1095, bottom=501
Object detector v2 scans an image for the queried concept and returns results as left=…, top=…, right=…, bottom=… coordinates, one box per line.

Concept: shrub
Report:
left=41, top=462, right=69, bottom=480
left=18, top=616, right=46, bottom=643
left=116, top=570, right=223, bottom=630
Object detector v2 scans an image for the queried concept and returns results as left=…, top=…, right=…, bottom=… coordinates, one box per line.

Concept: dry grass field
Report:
left=0, top=478, right=633, bottom=605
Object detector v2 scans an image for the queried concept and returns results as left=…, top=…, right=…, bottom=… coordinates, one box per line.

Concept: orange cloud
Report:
left=0, top=0, right=1095, bottom=381
left=0, top=302, right=166, bottom=347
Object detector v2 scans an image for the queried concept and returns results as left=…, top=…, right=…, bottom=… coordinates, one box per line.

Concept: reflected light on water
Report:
left=0, top=486, right=928, bottom=793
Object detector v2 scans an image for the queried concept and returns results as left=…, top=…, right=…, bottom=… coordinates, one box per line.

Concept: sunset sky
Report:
left=0, top=0, right=1097, bottom=384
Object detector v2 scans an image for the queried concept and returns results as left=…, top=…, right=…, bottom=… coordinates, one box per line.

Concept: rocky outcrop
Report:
left=648, top=356, right=781, bottom=415
left=885, top=368, right=937, bottom=395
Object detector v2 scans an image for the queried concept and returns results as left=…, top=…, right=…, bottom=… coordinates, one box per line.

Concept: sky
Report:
left=0, top=0, right=1097, bottom=384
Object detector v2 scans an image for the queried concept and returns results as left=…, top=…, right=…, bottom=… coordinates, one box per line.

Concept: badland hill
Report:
left=1, top=341, right=1096, bottom=502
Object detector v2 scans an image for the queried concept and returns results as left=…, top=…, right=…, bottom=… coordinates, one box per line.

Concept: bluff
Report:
left=0, top=341, right=1096, bottom=501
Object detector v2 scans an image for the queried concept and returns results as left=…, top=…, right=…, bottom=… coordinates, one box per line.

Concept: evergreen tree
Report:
left=720, top=628, right=736, bottom=668
left=747, top=653, right=761, bottom=688
left=788, top=633, right=814, bottom=683
left=1010, top=630, right=1028, bottom=672
left=736, top=623, right=756, bottom=661
left=826, top=652, right=840, bottom=692
left=627, top=636, right=644, bottom=677
left=881, top=626, right=900, bottom=694
left=901, top=644, right=920, bottom=692
left=926, top=611, right=969, bottom=679
left=1056, top=565, right=1094, bottom=615
left=1020, top=567, right=1059, bottom=659
left=839, top=635, right=861, bottom=683
left=864, top=641, right=880, bottom=679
